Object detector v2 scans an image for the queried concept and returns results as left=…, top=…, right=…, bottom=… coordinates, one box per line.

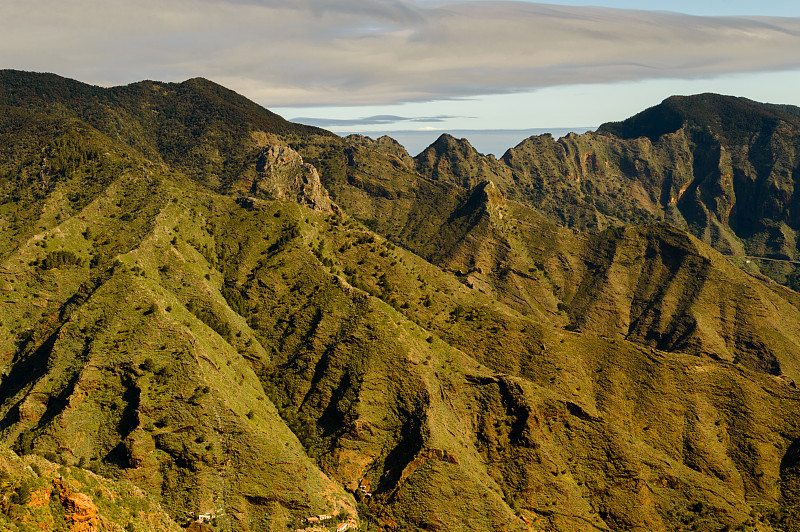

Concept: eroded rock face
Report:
left=252, top=146, right=339, bottom=214
left=54, top=477, right=99, bottom=532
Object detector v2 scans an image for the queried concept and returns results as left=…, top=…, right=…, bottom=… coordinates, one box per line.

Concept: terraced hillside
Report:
left=0, top=71, right=800, bottom=532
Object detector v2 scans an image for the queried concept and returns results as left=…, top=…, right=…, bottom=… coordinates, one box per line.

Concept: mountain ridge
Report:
left=1, top=71, right=800, bottom=531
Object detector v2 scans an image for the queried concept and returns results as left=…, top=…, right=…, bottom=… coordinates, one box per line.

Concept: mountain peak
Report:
left=598, top=92, right=800, bottom=143
left=429, top=133, right=477, bottom=154
left=414, top=133, right=510, bottom=189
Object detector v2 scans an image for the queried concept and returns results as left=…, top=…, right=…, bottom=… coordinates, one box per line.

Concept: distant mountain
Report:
left=596, top=94, right=800, bottom=276
left=321, top=94, right=800, bottom=288
left=598, top=93, right=800, bottom=143
left=1, top=70, right=800, bottom=532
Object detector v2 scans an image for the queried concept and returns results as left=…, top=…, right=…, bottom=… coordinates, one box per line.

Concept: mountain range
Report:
left=1, top=69, right=800, bottom=531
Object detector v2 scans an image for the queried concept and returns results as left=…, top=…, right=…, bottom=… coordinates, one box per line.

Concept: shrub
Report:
left=222, top=285, right=247, bottom=316
left=12, top=482, right=31, bottom=505
left=39, top=250, right=83, bottom=269
left=186, top=300, right=232, bottom=341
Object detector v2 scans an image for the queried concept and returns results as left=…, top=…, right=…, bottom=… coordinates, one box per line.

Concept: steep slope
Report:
left=500, top=131, right=673, bottom=231
left=414, top=133, right=511, bottom=189
left=339, top=167, right=800, bottom=384
left=0, top=445, right=180, bottom=531
left=0, top=109, right=356, bottom=531
left=514, top=96, right=800, bottom=287
left=384, top=95, right=800, bottom=287
left=292, top=133, right=800, bottom=529
left=0, top=106, right=130, bottom=261
left=0, top=69, right=333, bottom=189
left=294, top=134, right=476, bottom=256
left=7, top=169, right=794, bottom=531
left=2, top=73, right=800, bottom=532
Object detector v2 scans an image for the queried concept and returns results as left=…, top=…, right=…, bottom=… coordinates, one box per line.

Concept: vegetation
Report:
left=0, top=447, right=179, bottom=531
left=38, top=250, right=83, bottom=270
left=0, top=69, right=799, bottom=531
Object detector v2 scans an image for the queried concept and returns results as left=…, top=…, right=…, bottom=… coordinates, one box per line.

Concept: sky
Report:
left=3, top=0, right=800, bottom=155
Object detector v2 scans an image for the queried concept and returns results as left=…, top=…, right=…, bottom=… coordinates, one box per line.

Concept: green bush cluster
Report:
left=268, top=223, right=299, bottom=255
left=222, top=284, right=247, bottom=316
left=186, top=300, right=233, bottom=342
left=38, top=250, right=83, bottom=270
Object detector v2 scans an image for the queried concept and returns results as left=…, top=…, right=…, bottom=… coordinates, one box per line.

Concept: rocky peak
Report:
left=430, top=133, right=473, bottom=152
left=258, top=145, right=303, bottom=168
left=415, top=134, right=510, bottom=189
left=345, top=134, right=415, bottom=168
left=251, top=145, right=339, bottom=213
left=480, top=180, right=504, bottom=207
left=478, top=180, right=505, bottom=221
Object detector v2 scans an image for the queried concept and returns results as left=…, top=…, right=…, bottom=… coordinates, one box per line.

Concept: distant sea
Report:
left=341, top=127, right=594, bottom=157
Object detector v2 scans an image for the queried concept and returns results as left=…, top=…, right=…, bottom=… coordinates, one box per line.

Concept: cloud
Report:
left=290, top=114, right=462, bottom=127
left=2, top=0, right=800, bottom=107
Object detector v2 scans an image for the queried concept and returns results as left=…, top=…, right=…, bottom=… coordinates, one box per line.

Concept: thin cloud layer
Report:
left=290, top=114, right=463, bottom=127
left=2, top=0, right=800, bottom=106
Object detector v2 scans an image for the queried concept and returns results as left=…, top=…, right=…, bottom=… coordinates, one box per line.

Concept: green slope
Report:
left=1, top=73, right=800, bottom=532
left=0, top=69, right=333, bottom=190
left=0, top=445, right=179, bottom=531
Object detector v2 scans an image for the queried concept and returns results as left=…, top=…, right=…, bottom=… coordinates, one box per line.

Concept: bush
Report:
left=39, top=250, right=83, bottom=269
left=222, top=284, right=247, bottom=316
left=12, top=482, right=31, bottom=505
left=186, top=300, right=232, bottom=341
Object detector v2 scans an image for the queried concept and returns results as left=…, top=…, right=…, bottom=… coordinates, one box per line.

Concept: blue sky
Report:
left=3, top=0, right=800, bottom=154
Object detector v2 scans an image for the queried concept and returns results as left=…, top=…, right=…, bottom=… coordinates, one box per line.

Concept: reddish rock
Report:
left=53, top=478, right=99, bottom=532
left=18, top=396, right=47, bottom=422
left=27, top=487, right=51, bottom=508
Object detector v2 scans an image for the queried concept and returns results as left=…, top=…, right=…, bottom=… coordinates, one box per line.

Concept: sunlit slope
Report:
left=2, top=73, right=800, bottom=531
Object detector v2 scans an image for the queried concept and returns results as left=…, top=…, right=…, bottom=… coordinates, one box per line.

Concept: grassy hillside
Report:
left=1, top=72, right=800, bottom=531
left=0, top=445, right=179, bottom=531
left=0, top=69, right=333, bottom=191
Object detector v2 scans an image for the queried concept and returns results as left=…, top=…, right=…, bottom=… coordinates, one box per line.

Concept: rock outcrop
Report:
left=0, top=446, right=179, bottom=531
left=54, top=477, right=100, bottom=532
left=251, top=145, right=339, bottom=214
